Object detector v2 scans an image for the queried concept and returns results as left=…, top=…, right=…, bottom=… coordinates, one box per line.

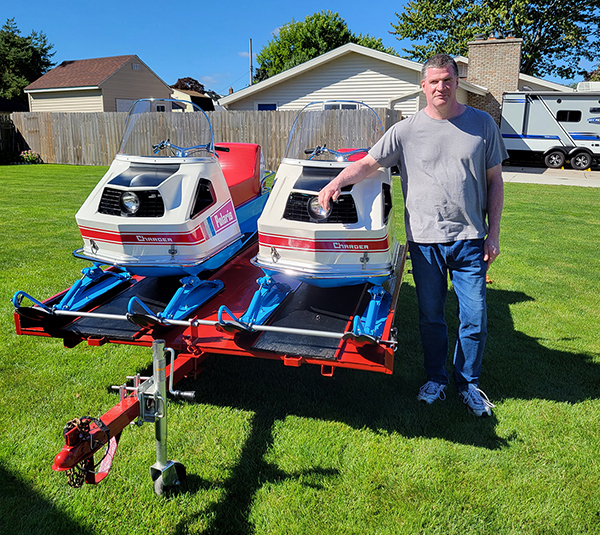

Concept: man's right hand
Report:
left=317, top=154, right=381, bottom=210
left=318, top=181, right=341, bottom=211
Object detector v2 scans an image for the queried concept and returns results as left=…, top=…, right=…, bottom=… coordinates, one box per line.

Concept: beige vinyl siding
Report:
left=28, top=89, right=103, bottom=112
left=100, top=60, right=172, bottom=112
left=228, top=55, right=422, bottom=115
left=456, top=85, right=469, bottom=105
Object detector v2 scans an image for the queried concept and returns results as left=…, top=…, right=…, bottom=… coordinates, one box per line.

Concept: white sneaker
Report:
left=417, top=381, right=446, bottom=404
left=459, top=384, right=495, bottom=417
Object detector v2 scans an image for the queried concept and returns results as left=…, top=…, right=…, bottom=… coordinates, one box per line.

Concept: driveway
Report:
left=503, top=165, right=600, bottom=187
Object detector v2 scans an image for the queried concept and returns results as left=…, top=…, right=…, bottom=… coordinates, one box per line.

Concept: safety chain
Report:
left=63, top=416, right=111, bottom=488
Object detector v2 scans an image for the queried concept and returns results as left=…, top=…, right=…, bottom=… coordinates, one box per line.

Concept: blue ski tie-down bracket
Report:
left=343, top=285, right=392, bottom=347
left=57, top=264, right=132, bottom=311
left=13, top=264, right=132, bottom=315
left=216, top=276, right=292, bottom=334
left=127, top=277, right=224, bottom=324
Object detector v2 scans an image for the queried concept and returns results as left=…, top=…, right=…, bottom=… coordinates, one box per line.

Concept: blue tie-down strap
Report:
left=128, top=277, right=224, bottom=323
left=126, top=296, right=164, bottom=328
left=217, top=276, right=292, bottom=334
left=343, top=286, right=392, bottom=347
left=216, top=305, right=253, bottom=334
left=12, top=290, right=54, bottom=314
left=54, top=264, right=132, bottom=312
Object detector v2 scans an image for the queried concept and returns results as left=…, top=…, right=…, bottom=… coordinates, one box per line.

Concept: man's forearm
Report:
left=486, top=164, right=504, bottom=239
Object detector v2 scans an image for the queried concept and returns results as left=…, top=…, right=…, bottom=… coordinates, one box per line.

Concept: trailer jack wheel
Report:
left=151, top=461, right=187, bottom=496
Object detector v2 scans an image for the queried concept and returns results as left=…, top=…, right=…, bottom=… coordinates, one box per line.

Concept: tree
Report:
left=254, top=11, right=397, bottom=82
left=0, top=18, right=55, bottom=105
left=390, top=0, right=600, bottom=79
left=171, top=77, right=220, bottom=100
left=171, top=77, right=206, bottom=93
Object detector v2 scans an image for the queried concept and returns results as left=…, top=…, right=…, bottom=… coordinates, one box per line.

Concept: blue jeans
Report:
left=409, top=239, right=488, bottom=391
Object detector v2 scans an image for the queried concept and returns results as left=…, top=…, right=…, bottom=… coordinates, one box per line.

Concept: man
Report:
left=318, top=54, right=506, bottom=417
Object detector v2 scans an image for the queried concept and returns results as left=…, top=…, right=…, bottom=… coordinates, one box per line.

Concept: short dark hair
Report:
left=421, top=54, right=459, bottom=80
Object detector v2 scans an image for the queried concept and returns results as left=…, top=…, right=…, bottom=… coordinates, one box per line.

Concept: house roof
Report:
left=219, top=43, right=487, bottom=107
left=173, top=88, right=212, bottom=99
left=25, top=55, right=140, bottom=91
left=518, top=73, right=574, bottom=92
left=454, top=56, right=574, bottom=92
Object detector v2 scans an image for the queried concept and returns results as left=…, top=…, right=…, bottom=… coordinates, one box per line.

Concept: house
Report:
left=170, top=88, right=220, bottom=111
left=24, top=55, right=172, bottom=113
left=218, top=43, right=488, bottom=114
left=219, top=40, right=573, bottom=124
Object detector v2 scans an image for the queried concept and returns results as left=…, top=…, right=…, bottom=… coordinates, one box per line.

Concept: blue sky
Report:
left=4, top=0, right=577, bottom=95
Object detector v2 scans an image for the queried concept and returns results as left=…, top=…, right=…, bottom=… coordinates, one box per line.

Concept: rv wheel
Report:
left=570, top=152, right=592, bottom=170
left=544, top=151, right=565, bottom=169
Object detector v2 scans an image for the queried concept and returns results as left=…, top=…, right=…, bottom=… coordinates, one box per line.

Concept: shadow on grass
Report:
left=168, top=283, right=600, bottom=534
left=484, top=289, right=600, bottom=404
left=0, top=462, right=96, bottom=535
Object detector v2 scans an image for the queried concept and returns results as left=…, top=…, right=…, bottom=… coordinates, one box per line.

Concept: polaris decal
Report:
left=210, top=200, right=237, bottom=234
left=588, top=117, right=600, bottom=124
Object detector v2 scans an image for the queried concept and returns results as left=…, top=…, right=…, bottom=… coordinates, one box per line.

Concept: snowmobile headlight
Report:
left=307, top=196, right=331, bottom=221
left=121, top=191, right=140, bottom=214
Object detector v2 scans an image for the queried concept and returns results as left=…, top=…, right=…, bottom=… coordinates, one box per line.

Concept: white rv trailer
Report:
left=501, top=91, right=600, bottom=169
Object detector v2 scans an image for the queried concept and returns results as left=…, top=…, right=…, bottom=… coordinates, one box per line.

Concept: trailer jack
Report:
left=144, top=340, right=189, bottom=496
left=53, top=340, right=193, bottom=496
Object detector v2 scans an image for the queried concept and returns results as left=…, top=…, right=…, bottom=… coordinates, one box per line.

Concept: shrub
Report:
left=20, top=149, right=42, bottom=164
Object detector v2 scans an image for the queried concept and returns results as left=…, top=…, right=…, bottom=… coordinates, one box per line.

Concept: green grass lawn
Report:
left=1, top=164, right=600, bottom=534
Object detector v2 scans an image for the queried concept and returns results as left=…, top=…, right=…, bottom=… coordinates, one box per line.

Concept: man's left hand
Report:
left=483, top=236, right=500, bottom=269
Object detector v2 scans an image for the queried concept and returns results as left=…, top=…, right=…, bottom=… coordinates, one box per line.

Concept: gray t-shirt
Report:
left=369, top=106, right=507, bottom=243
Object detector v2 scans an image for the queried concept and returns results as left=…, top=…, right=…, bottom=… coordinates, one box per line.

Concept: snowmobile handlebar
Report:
left=152, top=139, right=216, bottom=157
left=304, top=145, right=369, bottom=162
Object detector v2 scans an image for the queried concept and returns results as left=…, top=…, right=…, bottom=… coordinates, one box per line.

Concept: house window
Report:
left=324, top=103, right=358, bottom=110
left=132, top=63, right=141, bottom=70
left=156, top=105, right=166, bottom=112
left=116, top=99, right=135, bottom=112
left=257, top=103, right=277, bottom=111
left=557, top=110, right=581, bottom=122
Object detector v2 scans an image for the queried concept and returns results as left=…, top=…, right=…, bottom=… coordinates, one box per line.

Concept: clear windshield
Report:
left=284, top=100, right=385, bottom=161
left=118, top=99, right=214, bottom=158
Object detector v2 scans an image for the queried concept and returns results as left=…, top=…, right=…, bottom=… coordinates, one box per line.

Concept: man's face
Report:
left=421, top=65, right=459, bottom=109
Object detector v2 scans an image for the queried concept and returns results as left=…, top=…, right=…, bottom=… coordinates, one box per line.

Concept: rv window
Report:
left=556, top=110, right=581, bottom=122
left=590, top=107, right=600, bottom=113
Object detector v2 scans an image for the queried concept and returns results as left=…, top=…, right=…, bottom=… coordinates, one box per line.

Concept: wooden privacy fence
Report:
left=11, top=109, right=402, bottom=171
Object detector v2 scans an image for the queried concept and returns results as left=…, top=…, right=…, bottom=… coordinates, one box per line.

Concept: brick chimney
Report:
left=466, top=36, right=522, bottom=124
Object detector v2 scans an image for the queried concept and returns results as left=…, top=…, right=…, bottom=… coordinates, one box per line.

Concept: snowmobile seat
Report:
left=217, top=143, right=262, bottom=208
